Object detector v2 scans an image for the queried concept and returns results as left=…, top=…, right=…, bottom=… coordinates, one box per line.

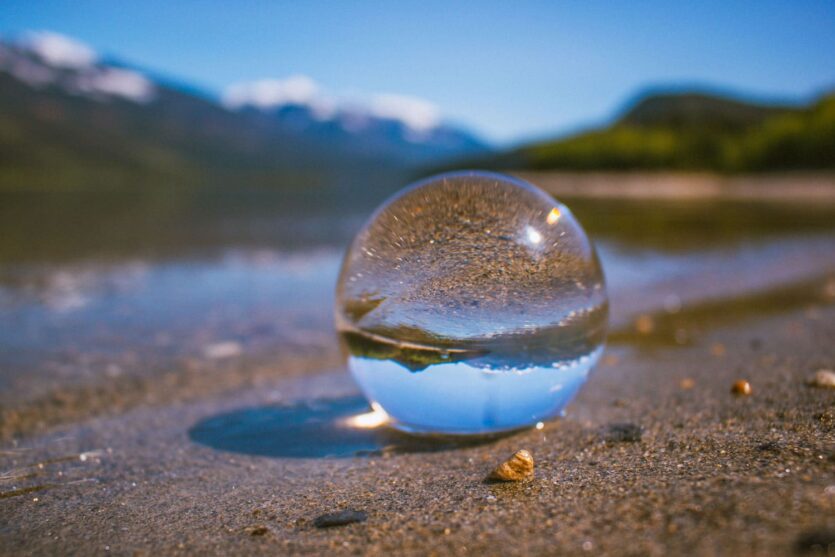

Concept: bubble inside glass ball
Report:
left=336, top=172, right=608, bottom=434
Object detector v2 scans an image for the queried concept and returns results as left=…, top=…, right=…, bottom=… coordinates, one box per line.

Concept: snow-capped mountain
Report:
left=0, top=32, right=156, bottom=103
left=224, top=76, right=469, bottom=138
left=0, top=32, right=489, bottom=196
left=222, top=75, right=486, bottom=165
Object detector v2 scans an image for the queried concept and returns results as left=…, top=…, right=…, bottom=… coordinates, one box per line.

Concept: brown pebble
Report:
left=731, top=380, right=752, bottom=396
left=806, top=369, right=835, bottom=389
left=244, top=525, right=268, bottom=536
left=487, top=449, right=534, bottom=482
left=680, top=378, right=695, bottom=390
left=825, top=279, right=835, bottom=299
left=635, top=314, right=654, bottom=334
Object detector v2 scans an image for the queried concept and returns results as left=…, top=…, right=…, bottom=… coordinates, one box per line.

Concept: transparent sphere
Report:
left=336, top=172, right=608, bottom=434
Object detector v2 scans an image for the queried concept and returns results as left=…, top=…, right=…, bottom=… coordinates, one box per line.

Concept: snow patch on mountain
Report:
left=0, top=31, right=156, bottom=104
left=25, top=31, right=97, bottom=69
left=223, top=75, right=443, bottom=136
left=368, top=94, right=440, bottom=132
left=75, top=67, right=156, bottom=102
left=223, top=76, right=335, bottom=119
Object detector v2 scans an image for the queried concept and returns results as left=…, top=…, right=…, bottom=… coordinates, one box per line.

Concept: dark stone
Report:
left=756, top=440, right=781, bottom=452
left=794, top=529, right=835, bottom=554
left=602, top=423, right=643, bottom=443
left=313, top=509, right=368, bottom=528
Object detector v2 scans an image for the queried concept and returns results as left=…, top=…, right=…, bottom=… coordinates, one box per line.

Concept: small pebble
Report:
left=756, top=440, right=781, bottom=452
left=635, top=314, right=654, bottom=334
left=815, top=410, right=835, bottom=426
left=679, top=378, right=695, bottom=390
left=602, top=422, right=643, bottom=443
left=203, top=341, right=243, bottom=360
left=244, top=525, right=268, bottom=536
left=313, top=510, right=367, bottom=528
left=806, top=369, right=835, bottom=389
left=487, top=449, right=534, bottom=482
left=731, top=379, right=752, bottom=396
left=710, top=343, right=726, bottom=357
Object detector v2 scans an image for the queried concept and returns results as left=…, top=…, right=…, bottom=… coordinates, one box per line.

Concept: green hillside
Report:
left=479, top=90, right=835, bottom=172
left=0, top=73, right=340, bottom=194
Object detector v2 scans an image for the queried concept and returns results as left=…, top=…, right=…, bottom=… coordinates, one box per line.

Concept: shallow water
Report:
left=1, top=189, right=834, bottom=414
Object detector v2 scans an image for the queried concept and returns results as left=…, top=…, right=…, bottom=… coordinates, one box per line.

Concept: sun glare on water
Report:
left=344, top=402, right=390, bottom=429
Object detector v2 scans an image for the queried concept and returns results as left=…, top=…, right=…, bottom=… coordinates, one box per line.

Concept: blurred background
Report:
left=1, top=1, right=834, bottom=436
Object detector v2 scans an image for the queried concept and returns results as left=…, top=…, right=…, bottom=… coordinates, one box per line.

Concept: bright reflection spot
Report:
left=546, top=207, right=561, bottom=225
left=535, top=421, right=545, bottom=430
left=344, top=402, right=390, bottom=429
left=526, top=226, right=543, bottom=245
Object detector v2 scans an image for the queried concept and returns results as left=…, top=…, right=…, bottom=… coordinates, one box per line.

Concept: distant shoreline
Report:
left=512, top=170, right=835, bottom=203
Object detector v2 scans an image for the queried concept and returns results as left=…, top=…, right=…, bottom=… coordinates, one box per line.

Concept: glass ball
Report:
left=336, top=172, right=608, bottom=434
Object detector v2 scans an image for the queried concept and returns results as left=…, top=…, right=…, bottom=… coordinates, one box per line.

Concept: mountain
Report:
left=617, top=92, right=790, bottom=131
left=459, top=89, right=835, bottom=173
left=0, top=33, right=488, bottom=198
left=222, top=76, right=486, bottom=168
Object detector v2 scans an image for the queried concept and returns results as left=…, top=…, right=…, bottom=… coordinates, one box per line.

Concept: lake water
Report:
left=1, top=189, right=834, bottom=414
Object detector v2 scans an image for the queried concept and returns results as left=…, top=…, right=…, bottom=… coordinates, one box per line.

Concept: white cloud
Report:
left=25, top=31, right=97, bottom=69
left=369, top=94, right=441, bottom=132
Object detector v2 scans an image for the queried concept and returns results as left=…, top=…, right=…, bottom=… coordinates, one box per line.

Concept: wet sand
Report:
left=1, top=177, right=834, bottom=555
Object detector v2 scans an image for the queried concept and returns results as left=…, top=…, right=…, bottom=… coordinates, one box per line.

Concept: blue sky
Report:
left=3, top=1, right=834, bottom=144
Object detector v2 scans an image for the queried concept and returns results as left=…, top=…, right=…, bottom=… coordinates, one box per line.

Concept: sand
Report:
left=1, top=273, right=833, bottom=556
